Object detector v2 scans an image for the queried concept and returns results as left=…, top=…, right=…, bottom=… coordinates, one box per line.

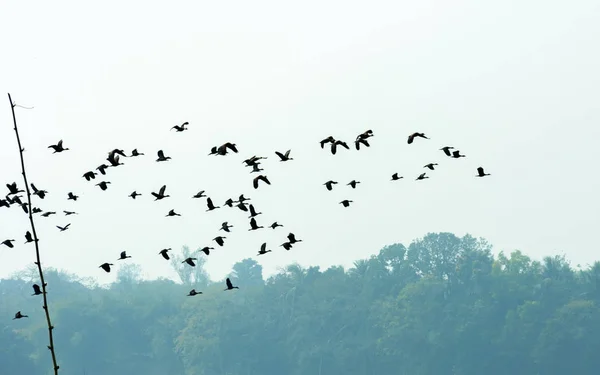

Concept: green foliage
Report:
left=2, top=234, right=600, bottom=374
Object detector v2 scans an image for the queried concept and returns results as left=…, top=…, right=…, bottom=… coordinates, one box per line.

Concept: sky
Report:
left=1, top=0, right=599, bottom=284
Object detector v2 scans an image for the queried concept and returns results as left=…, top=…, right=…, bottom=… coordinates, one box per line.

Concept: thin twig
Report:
left=7, top=93, right=59, bottom=375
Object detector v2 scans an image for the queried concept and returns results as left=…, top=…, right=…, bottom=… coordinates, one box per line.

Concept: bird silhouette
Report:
left=129, top=191, right=141, bottom=199
left=324, top=180, right=338, bottom=191
left=224, top=277, right=239, bottom=291
left=275, top=150, right=293, bottom=161
left=152, top=185, right=169, bottom=200
left=206, top=197, right=220, bottom=211
left=270, top=221, right=283, bottom=229
left=220, top=222, right=234, bottom=232
left=96, top=181, right=111, bottom=191
left=213, top=236, right=226, bottom=247
left=440, top=146, right=455, bottom=156
left=192, top=190, right=206, bottom=199
left=30, top=184, right=48, bottom=199
left=56, top=224, right=71, bottom=232
left=476, top=167, right=491, bottom=177
left=257, top=242, right=272, bottom=255
left=166, top=209, right=181, bottom=217
left=340, top=200, right=353, bottom=207
left=182, top=257, right=197, bottom=267
left=347, top=180, right=360, bottom=189
left=188, top=289, right=202, bottom=296
left=83, top=171, right=97, bottom=181
left=451, top=150, right=466, bottom=158
left=24, top=231, right=36, bottom=244
left=253, top=175, right=271, bottom=189
left=2, top=239, right=15, bottom=248
left=99, top=263, right=113, bottom=273
left=199, top=246, right=213, bottom=256
left=159, top=248, right=171, bottom=260
left=13, top=311, right=28, bottom=320
left=156, top=150, right=171, bottom=162
left=407, top=132, right=429, bottom=144
left=171, top=122, right=189, bottom=132
left=67, top=192, right=79, bottom=201
left=424, top=163, right=438, bottom=170
left=118, top=251, right=132, bottom=260
left=48, top=140, right=69, bottom=153
left=6, top=182, right=23, bottom=195
left=416, top=173, right=429, bottom=181
left=248, top=204, right=262, bottom=218
left=248, top=217, right=264, bottom=231
left=287, top=233, right=302, bottom=244
left=32, top=284, right=43, bottom=296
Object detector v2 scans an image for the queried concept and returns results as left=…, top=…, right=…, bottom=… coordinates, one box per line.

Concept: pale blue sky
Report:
left=1, top=0, right=599, bottom=284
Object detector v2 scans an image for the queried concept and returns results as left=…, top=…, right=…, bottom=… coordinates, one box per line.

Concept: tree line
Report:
left=1, top=232, right=599, bottom=375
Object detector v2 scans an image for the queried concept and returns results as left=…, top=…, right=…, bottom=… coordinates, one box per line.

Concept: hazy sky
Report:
left=1, top=0, right=599, bottom=284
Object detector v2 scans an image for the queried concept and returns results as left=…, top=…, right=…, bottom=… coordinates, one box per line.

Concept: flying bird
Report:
left=41, top=211, right=56, bottom=217
left=424, top=163, right=438, bottom=170
left=257, top=242, right=272, bottom=255
left=340, top=199, right=353, bottom=207
left=182, top=257, right=197, bottom=267
left=96, top=181, right=111, bottom=191
left=83, top=171, right=97, bottom=181
left=220, top=222, right=233, bottom=232
left=159, top=248, right=171, bottom=260
left=248, top=217, right=264, bottom=231
left=287, top=233, right=302, bottom=244
left=192, top=190, right=206, bottom=199
left=206, top=197, right=219, bottom=211
left=347, top=180, right=360, bottom=189
left=476, top=167, right=491, bottom=177
left=118, top=251, right=132, bottom=260
left=248, top=204, right=262, bottom=218
left=224, top=277, right=239, bottom=291
left=56, top=224, right=71, bottom=232
left=440, top=146, right=455, bottom=156
left=64, top=210, right=77, bottom=216
left=6, top=182, right=23, bottom=195
left=166, top=209, right=181, bottom=217
left=99, top=263, right=114, bottom=273
left=24, top=231, right=35, bottom=244
left=13, top=311, right=28, bottom=320
left=30, top=184, right=48, bottom=199
left=320, top=136, right=336, bottom=148
left=253, top=175, right=271, bottom=189
left=67, top=192, right=79, bottom=201
left=275, top=150, right=293, bottom=161
left=199, top=246, right=213, bottom=256
left=188, top=289, right=202, bottom=296
left=48, top=140, right=69, bottom=153
left=171, top=122, right=189, bottom=132
left=324, top=180, right=338, bottom=191
left=407, top=132, right=429, bottom=144
left=156, top=150, right=171, bottom=162
left=416, top=173, right=429, bottom=181
left=130, top=149, right=144, bottom=157
left=213, top=236, right=226, bottom=247
left=451, top=150, right=466, bottom=158
left=129, top=191, right=141, bottom=199
left=2, top=239, right=15, bottom=248
left=152, top=185, right=169, bottom=200
left=32, top=284, right=43, bottom=296
left=270, top=222, right=283, bottom=229
left=96, top=164, right=109, bottom=175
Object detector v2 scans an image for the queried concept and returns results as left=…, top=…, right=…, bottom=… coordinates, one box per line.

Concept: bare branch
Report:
left=7, top=93, right=60, bottom=375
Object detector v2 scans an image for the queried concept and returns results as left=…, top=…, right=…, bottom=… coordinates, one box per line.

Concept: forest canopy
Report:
left=2, top=232, right=600, bottom=375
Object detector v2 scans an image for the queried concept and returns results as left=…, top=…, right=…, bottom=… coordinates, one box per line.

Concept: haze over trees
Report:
left=2, top=232, right=599, bottom=375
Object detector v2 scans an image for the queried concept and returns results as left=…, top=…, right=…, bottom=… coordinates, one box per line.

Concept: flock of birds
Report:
left=2, top=123, right=491, bottom=319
